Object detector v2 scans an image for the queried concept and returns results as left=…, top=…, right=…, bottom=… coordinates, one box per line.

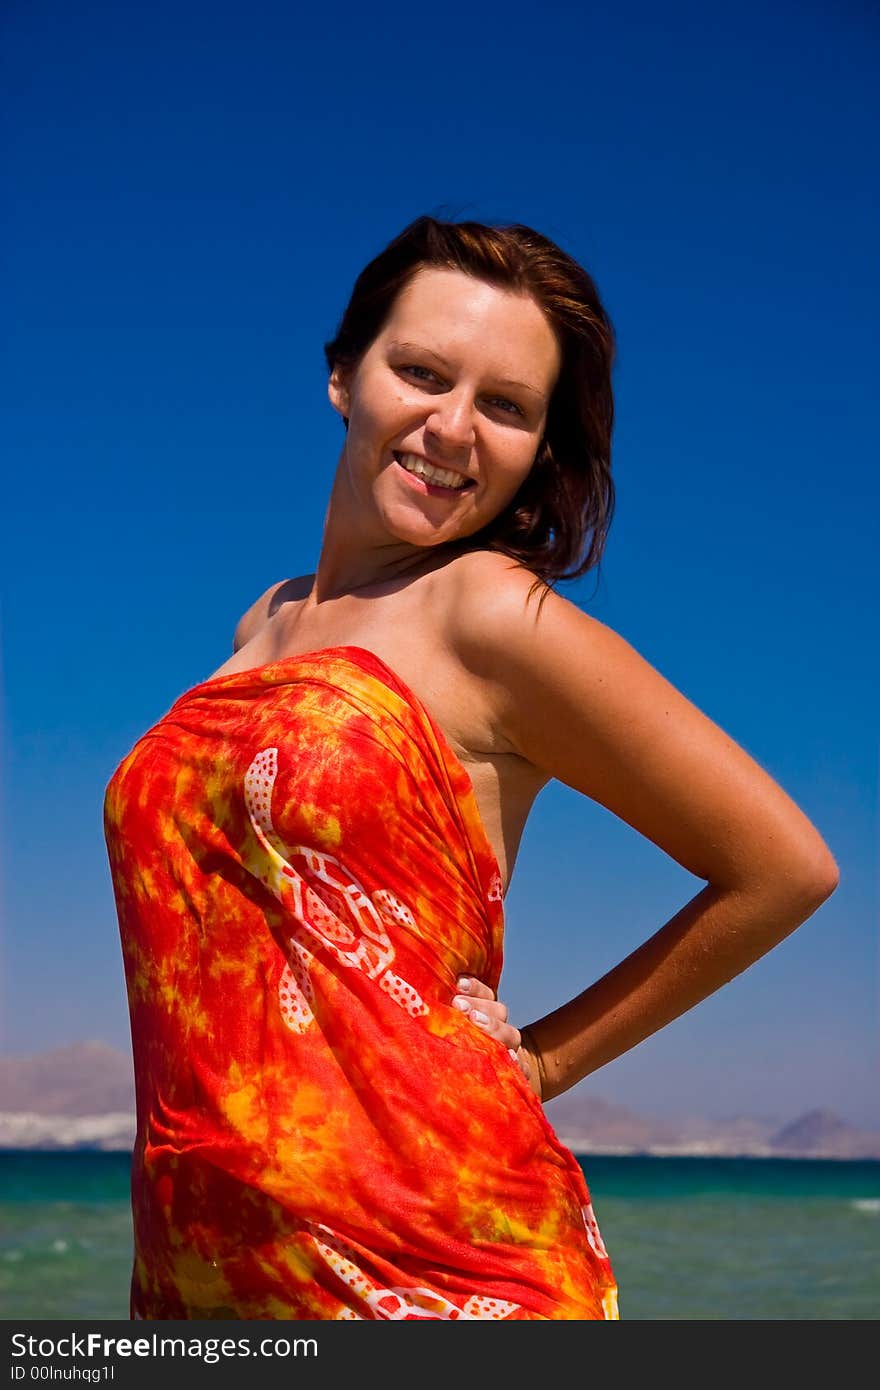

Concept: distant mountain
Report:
left=546, top=1092, right=779, bottom=1156
left=545, top=1091, right=681, bottom=1151
left=1, top=1042, right=879, bottom=1157
left=0, top=1041, right=134, bottom=1116
left=769, top=1109, right=880, bottom=1160
left=545, top=1092, right=880, bottom=1158
left=0, top=1041, right=136, bottom=1151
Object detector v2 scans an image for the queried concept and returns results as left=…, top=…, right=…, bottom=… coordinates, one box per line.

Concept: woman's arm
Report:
left=452, top=555, right=839, bottom=1104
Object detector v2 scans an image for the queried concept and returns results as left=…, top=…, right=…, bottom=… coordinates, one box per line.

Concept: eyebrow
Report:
left=388, top=341, right=548, bottom=401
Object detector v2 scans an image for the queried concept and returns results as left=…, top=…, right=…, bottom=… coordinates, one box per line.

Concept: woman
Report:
left=104, top=215, right=838, bottom=1321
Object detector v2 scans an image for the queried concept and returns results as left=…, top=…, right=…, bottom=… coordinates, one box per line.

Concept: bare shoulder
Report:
left=447, top=548, right=549, bottom=624
left=446, top=547, right=563, bottom=676
left=445, top=548, right=564, bottom=745
left=449, top=550, right=688, bottom=721
left=232, top=574, right=314, bottom=652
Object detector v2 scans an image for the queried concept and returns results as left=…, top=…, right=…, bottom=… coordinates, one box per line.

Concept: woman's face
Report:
left=328, top=266, right=562, bottom=551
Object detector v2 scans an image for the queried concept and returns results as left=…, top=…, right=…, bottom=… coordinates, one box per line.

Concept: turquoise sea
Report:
left=1, top=1152, right=877, bottom=1320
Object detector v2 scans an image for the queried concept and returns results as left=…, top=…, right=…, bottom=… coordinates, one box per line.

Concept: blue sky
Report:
left=2, top=0, right=877, bottom=1127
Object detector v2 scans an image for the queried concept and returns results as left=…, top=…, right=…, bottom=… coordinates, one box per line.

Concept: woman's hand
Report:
left=452, top=976, right=542, bottom=1100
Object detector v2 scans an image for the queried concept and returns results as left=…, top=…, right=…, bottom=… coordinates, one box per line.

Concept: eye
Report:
left=487, top=396, right=523, bottom=417
left=402, top=364, right=440, bottom=383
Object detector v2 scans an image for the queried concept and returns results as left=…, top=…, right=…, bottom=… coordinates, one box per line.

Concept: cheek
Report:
left=392, top=385, right=433, bottom=418
left=356, top=386, right=415, bottom=436
left=496, top=436, right=542, bottom=487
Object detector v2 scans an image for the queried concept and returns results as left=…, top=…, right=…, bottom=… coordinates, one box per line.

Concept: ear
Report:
left=328, top=363, right=351, bottom=419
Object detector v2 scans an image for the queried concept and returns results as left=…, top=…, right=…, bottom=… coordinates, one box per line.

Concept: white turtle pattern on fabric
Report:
left=242, top=747, right=429, bottom=1033
left=306, top=1222, right=523, bottom=1320
left=582, top=1202, right=609, bottom=1259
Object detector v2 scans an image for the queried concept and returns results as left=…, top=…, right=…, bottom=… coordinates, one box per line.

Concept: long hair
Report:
left=324, top=215, right=615, bottom=588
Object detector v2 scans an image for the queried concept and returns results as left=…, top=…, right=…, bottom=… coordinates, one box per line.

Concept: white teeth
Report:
left=397, top=453, right=469, bottom=490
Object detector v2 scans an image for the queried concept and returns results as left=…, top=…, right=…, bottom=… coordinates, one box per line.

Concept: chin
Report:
left=378, top=504, right=479, bottom=550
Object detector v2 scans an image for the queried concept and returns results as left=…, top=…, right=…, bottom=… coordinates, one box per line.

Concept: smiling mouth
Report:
left=393, top=452, right=475, bottom=492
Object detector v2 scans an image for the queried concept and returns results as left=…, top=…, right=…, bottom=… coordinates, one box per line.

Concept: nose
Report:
left=425, top=388, right=476, bottom=455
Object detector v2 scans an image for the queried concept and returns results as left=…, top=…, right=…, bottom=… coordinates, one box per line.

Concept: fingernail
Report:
left=457, top=976, right=472, bottom=991
left=452, top=997, right=471, bottom=1012
left=471, top=1010, right=489, bottom=1026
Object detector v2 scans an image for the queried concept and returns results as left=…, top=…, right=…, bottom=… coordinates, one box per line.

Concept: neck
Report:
left=310, top=459, right=458, bottom=603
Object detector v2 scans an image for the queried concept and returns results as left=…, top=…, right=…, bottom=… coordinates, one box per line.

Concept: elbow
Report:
left=770, top=812, right=840, bottom=911
left=735, top=840, right=840, bottom=918
left=790, top=845, right=840, bottom=912
left=815, top=852, right=840, bottom=902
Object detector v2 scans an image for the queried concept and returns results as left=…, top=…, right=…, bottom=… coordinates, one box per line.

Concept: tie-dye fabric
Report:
left=103, top=645, right=619, bottom=1320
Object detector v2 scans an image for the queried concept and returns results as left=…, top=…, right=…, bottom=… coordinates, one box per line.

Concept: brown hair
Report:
left=324, top=215, right=615, bottom=588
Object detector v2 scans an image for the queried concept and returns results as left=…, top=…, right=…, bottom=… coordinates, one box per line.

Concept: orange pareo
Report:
left=104, top=646, right=618, bottom=1320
